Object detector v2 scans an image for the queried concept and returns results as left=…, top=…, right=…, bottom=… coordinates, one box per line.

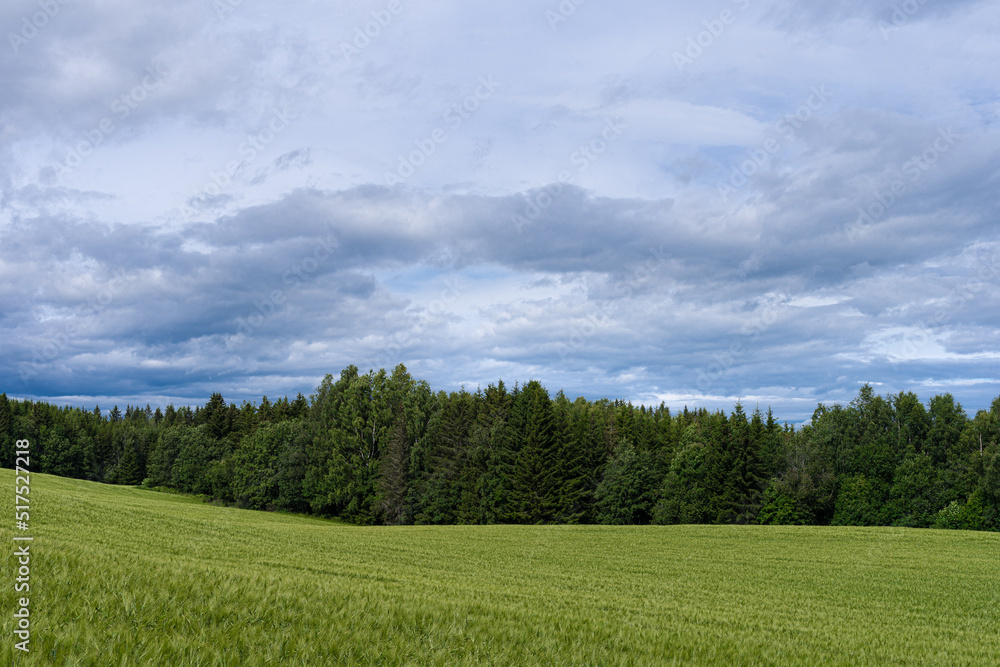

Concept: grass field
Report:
left=2, top=469, right=999, bottom=665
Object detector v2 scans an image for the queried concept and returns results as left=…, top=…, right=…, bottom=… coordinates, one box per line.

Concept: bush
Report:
left=933, top=492, right=986, bottom=531
left=758, top=483, right=809, bottom=525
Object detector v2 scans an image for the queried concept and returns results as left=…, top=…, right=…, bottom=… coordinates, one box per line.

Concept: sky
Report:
left=1, top=0, right=998, bottom=423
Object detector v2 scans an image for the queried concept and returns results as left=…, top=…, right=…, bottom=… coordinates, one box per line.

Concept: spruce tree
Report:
left=0, top=393, right=11, bottom=439
left=551, top=392, right=585, bottom=522
left=731, top=404, right=765, bottom=523
left=702, top=409, right=735, bottom=523
left=0, top=393, right=12, bottom=466
left=200, top=393, right=230, bottom=440
left=117, top=437, right=143, bottom=485
left=472, top=381, right=513, bottom=523
left=509, top=381, right=559, bottom=523
left=409, top=390, right=474, bottom=524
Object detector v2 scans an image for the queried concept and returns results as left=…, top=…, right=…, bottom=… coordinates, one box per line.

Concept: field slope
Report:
left=3, top=469, right=999, bottom=665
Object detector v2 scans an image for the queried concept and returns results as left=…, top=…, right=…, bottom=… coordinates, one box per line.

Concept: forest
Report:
left=2, top=364, right=998, bottom=531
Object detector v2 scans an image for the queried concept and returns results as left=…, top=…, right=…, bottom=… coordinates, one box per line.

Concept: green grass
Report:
left=2, top=469, right=999, bottom=665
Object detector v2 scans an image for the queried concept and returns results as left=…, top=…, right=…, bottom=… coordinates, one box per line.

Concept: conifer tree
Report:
left=594, top=442, right=658, bottom=524
left=551, top=391, right=585, bottom=522
left=507, top=381, right=559, bottom=523
left=409, top=390, right=475, bottom=524
left=0, top=393, right=11, bottom=466
left=258, top=396, right=273, bottom=423
left=200, top=393, right=230, bottom=440
left=730, top=403, right=765, bottom=523
left=116, top=436, right=144, bottom=485
left=471, top=381, right=513, bottom=523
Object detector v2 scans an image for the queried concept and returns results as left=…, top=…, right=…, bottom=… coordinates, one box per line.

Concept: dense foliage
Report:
left=3, top=366, right=999, bottom=530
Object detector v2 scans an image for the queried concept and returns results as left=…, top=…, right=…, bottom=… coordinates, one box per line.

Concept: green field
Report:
left=2, top=470, right=999, bottom=665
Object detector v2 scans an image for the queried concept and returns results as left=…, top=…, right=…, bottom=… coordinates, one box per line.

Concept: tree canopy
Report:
left=3, top=373, right=998, bottom=531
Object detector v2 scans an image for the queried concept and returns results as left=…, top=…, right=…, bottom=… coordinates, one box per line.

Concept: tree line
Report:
left=2, top=365, right=998, bottom=530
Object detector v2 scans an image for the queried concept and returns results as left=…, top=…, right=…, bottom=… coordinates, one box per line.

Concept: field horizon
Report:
left=4, top=469, right=1000, bottom=665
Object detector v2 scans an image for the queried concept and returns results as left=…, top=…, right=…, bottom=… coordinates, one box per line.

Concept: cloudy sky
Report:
left=2, top=0, right=998, bottom=422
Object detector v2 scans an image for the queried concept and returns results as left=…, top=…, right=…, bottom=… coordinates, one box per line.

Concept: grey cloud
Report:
left=2, top=1, right=998, bottom=422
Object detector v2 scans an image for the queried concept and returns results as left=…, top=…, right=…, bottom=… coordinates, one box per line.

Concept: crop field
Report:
left=2, top=469, right=999, bottom=665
